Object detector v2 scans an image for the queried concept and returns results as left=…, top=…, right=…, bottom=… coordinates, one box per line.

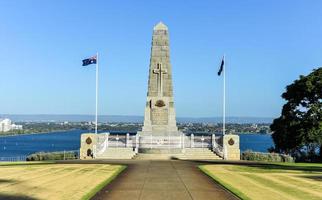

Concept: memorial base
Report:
left=223, top=134, right=240, bottom=160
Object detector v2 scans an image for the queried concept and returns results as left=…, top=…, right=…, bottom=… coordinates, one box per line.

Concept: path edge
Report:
left=198, top=165, right=247, bottom=200
left=81, top=165, right=127, bottom=200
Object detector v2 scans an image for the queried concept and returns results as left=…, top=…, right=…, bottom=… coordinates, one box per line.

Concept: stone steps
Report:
left=95, top=148, right=136, bottom=159
left=135, top=154, right=182, bottom=160
left=135, top=148, right=223, bottom=160
left=178, top=149, right=222, bottom=160
left=180, top=148, right=222, bottom=160
left=95, top=147, right=223, bottom=160
left=176, top=156, right=221, bottom=160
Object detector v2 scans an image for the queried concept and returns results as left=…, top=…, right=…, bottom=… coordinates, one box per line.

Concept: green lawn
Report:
left=200, top=162, right=322, bottom=200
left=0, top=162, right=125, bottom=200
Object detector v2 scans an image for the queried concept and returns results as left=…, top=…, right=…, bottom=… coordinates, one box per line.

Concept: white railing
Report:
left=96, top=133, right=109, bottom=156
left=193, top=135, right=212, bottom=148
left=108, top=134, right=127, bottom=148
left=212, top=135, right=224, bottom=157
left=95, top=134, right=222, bottom=149
left=139, top=135, right=184, bottom=149
left=94, top=133, right=224, bottom=158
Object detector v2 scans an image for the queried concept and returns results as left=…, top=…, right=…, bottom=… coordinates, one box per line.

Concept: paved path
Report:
left=92, top=160, right=238, bottom=200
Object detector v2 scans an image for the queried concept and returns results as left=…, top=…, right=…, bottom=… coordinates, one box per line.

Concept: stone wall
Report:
left=223, top=135, right=240, bottom=160
left=80, top=133, right=97, bottom=160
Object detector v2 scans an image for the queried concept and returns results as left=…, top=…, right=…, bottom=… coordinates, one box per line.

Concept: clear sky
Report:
left=0, top=0, right=321, bottom=118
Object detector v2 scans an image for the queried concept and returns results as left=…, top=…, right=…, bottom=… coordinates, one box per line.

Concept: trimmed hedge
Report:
left=241, top=150, right=294, bottom=162
left=26, top=151, right=78, bottom=161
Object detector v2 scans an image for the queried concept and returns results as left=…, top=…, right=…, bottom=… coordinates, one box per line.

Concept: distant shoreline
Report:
left=0, top=130, right=271, bottom=137
left=0, top=129, right=78, bottom=137
left=0, top=114, right=274, bottom=124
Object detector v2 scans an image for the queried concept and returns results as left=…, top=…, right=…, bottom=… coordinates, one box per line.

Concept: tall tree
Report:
left=270, top=67, right=322, bottom=160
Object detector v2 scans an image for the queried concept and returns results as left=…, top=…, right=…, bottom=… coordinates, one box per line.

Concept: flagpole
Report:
left=223, top=54, right=226, bottom=136
left=95, top=52, right=99, bottom=134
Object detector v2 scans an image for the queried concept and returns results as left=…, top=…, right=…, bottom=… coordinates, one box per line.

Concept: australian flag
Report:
left=82, top=55, right=97, bottom=66
left=217, top=57, right=224, bottom=76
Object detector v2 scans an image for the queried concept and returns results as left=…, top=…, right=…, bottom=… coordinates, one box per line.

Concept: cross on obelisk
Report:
left=153, top=63, right=167, bottom=97
left=140, top=22, right=180, bottom=135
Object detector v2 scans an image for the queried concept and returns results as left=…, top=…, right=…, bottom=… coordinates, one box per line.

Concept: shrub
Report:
left=26, top=151, right=78, bottom=161
left=241, top=150, right=294, bottom=162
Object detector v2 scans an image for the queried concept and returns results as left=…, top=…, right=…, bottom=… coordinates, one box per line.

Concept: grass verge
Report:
left=199, top=163, right=322, bottom=200
left=199, top=165, right=248, bottom=200
left=0, top=161, right=55, bottom=166
left=81, top=165, right=127, bottom=200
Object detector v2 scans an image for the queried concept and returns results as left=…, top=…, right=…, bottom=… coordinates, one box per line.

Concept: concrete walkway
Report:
left=92, top=160, right=238, bottom=200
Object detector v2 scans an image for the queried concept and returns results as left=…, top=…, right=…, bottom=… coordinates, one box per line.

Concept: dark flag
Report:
left=217, top=57, right=224, bottom=76
left=82, top=55, right=97, bottom=66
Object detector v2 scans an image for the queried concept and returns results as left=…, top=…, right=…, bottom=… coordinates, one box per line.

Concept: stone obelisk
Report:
left=139, top=22, right=181, bottom=136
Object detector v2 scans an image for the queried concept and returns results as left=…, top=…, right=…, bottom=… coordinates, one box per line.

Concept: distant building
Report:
left=251, top=123, right=258, bottom=129
left=0, top=118, right=23, bottom=132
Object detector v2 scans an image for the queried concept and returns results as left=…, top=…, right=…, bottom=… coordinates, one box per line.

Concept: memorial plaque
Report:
left=151, top=108, right=168, bottom=125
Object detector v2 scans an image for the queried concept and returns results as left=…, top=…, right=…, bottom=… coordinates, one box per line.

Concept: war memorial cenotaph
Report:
left=138, top=22, right=180, bottom=137
left=80, top=22, right=240, bottom=160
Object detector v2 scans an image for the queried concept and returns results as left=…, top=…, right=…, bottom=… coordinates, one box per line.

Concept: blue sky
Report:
left=0, top=0, right=321, bottom=118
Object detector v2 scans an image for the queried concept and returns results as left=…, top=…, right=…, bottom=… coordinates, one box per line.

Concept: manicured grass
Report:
left=0, top=162, right=125, bottom=200
left=200, top=162, right=322, bottom=200
left=81, top=165, right=126, bottom=200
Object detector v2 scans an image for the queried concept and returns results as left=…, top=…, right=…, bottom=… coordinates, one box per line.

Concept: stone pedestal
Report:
left=223, top=134, right=240, bottom=160
left=80, top=133, right=97, bottom=160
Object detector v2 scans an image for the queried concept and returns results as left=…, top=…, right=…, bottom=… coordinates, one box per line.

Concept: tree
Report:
left=270, top=67, right=322, bottom=161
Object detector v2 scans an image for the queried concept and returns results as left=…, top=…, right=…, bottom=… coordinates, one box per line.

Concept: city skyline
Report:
left=0, top=1, right=321, bottom=118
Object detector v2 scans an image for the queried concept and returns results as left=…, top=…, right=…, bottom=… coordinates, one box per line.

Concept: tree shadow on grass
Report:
left=241, top=163, right=322, bottom=173
left=300, top=175, right=322, bottom=182
left=0, top=180, right=36, bottom=199
left=259, top=165, right=320, bottom=172
left=0, top=193, right=37, bottom=200
left=188, top=160, right=322, bottom=172
left=0, top=179, right=17, bottom=184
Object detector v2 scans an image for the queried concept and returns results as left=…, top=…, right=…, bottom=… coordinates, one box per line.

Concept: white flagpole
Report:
left=223, top=54, right=226, bottom=136
left=95, top=52, right=99, bottom=134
